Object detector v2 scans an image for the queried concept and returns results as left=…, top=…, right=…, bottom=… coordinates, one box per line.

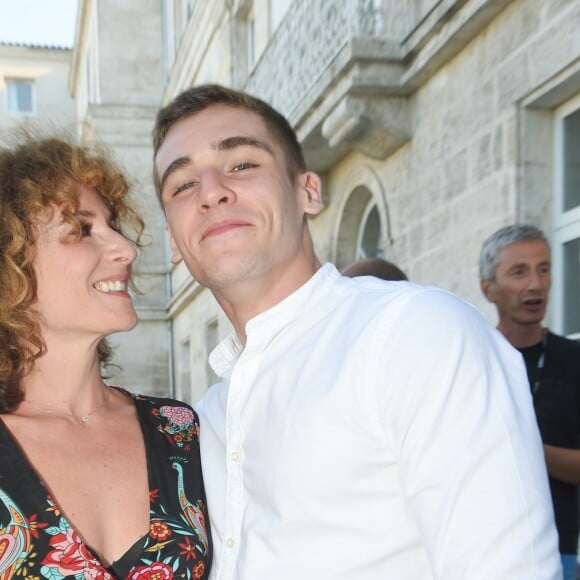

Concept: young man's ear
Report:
left=166, top=223, right=182, bottom=264
left=298, top=171, right=324, bottom=217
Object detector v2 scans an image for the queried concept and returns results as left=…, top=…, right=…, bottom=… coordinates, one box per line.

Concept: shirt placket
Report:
left=220, top=347, right=262, bottom=580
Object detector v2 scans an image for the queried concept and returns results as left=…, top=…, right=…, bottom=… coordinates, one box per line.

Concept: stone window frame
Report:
left=331, top=164, right=392, bottom=270
left=552, top=94, right=580, bottom=339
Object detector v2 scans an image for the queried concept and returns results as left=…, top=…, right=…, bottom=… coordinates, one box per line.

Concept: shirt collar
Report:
left=209, top=263, right=341, bottom=378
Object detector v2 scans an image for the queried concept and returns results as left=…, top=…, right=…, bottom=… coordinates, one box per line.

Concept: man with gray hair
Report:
left=480, top=223, right=580, bottom=580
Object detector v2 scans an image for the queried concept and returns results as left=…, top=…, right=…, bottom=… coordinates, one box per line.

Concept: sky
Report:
left=0, top=0, right=78, bottom=48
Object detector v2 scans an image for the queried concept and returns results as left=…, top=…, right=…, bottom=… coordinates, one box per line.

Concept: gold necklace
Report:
left=24, top=387, right=111, bottom=424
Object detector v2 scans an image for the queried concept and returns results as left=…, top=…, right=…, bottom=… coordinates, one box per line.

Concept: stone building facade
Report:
left=159, top=0, right=580, bottom=404
left=73, top=0, right=580, bottom=403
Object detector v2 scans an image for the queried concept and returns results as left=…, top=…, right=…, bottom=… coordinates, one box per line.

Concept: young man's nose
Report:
left=198, top=168, right=235, bottom=210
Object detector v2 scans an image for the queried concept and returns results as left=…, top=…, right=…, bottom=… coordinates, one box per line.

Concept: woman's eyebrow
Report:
left=75, top=208, right=114, bottom=223
left=75, top=209, right=96, bottom=218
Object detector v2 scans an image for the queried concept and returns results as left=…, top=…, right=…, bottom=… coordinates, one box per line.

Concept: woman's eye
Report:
left=80, top=222, right=92, bottom=237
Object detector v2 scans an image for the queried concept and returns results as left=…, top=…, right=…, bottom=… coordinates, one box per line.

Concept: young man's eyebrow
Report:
left=159, top=156, right=192, bottom=194
left=216, top=136, right=274, bottom=156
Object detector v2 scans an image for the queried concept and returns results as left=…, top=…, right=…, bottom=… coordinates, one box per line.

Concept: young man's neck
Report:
left=216, top=259, right=322, bottom=346
left=497, top=321, right=544, bottom=349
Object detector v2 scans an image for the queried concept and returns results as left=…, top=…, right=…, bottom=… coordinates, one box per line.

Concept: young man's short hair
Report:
left=153, top=84, right=306, bottom=197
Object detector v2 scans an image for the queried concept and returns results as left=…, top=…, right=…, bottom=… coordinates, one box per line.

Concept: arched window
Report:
left=334, top=176, right=390, bottom=269
left=356, top=201, right=384, bottom=260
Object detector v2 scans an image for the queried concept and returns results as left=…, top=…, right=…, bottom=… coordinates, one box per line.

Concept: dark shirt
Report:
left=518, top=331, right=580, bottom=554
left=0, top=389, right=211, bottom=578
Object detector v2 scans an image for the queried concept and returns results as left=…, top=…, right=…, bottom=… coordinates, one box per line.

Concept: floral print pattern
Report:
left=128, top=561, right=174, bottom=579
left=41, top=516, right=113, bottom=579
left=156, top=406, right=197, bottom=450
left=0, top=391, right=210, bottom=579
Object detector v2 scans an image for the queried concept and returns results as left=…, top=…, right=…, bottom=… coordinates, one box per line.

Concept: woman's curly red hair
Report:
left=0, top=133, right=143, bottom=412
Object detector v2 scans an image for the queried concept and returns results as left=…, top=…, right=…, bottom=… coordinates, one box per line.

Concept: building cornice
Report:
left=0, top=41, right=71, bottom=52
left=0, top=43, right=72, bottom=65
left=243, top=0, right=512, bottom=172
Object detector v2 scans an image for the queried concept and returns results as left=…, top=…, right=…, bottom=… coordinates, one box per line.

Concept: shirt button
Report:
left=225, top=537, right=235, bottom=548
left=230, top=451, right=240, bottom=462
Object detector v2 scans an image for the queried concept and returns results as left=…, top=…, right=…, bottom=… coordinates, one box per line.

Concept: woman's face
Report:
left=32, top=185, right=138, bottom=346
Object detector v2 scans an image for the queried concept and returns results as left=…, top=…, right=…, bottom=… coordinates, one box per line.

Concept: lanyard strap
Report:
left=532, top=330, right=548, bottom=395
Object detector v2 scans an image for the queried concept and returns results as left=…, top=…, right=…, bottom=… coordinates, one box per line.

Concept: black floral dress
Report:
left=0, top=389, right=211, bottom=579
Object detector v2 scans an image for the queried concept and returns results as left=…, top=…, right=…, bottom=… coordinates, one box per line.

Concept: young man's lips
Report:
left=201, top=220, right=251, bottom=240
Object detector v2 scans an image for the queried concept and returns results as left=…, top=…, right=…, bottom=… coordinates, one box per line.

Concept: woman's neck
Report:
left=20, top=338, right=108, bottom=417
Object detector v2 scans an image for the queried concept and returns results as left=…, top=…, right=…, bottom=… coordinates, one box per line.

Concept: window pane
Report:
left=563, top=108, right=580, bottom=211
left=563, top=237, right=580, bottom=335
left=6, top=80, right=33, bottom=113
left=359, top=205, right=383, bottom=259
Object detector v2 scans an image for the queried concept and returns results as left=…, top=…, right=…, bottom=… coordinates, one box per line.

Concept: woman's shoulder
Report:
left=111, top=386, right=199, bottom=426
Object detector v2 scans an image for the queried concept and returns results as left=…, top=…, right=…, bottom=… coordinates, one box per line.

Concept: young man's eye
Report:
left=232, top=161, right=254, bottom=172
left=174, top=180, right=196, bottom=195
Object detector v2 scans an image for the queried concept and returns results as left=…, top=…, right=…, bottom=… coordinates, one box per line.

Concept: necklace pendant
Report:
left=80, top=414, right=91, bottom=423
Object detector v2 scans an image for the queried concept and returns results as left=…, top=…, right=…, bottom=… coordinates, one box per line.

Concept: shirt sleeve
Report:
left=372, top=287, right=561, bottom=580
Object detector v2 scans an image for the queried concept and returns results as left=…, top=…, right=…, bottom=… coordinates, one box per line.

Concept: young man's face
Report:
left=155, top=104, right=322, bottom=293
left=481, top=239, right=551, bottom=328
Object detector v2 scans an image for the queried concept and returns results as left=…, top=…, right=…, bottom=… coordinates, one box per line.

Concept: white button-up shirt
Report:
left=197, top=264, right=561, bottom=579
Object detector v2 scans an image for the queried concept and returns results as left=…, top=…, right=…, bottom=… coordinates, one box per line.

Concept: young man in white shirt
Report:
left=153, top=84, right=561, bottom=579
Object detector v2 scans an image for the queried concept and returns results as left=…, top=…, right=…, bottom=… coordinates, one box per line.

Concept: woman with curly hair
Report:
left=0, top=134, right=210, bottom=579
